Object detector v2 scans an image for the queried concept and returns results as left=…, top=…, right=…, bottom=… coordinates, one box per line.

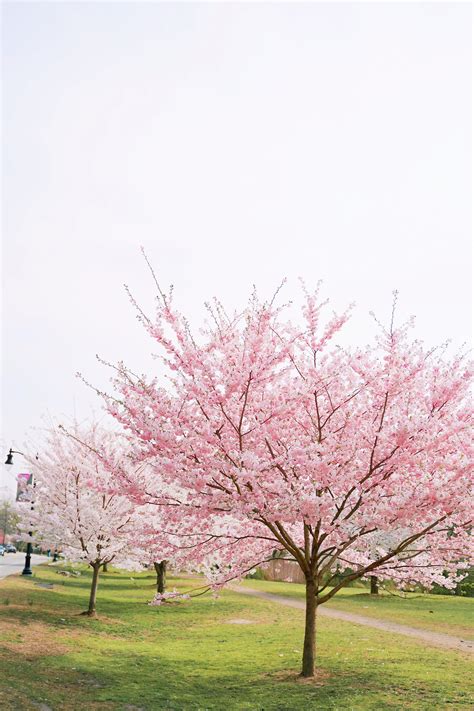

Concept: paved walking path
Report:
left=0, top=552, right=46, bottom=579
left=231, top=585, right=474, bottom=654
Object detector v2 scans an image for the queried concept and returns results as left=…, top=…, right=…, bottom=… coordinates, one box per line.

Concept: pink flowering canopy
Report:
left=94, top=274, right=473, bottom=675
left=101, top=278, right=472, bottom=602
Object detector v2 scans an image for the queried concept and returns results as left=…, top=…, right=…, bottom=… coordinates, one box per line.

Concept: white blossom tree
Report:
left=20, top=421, right=144, bottom=616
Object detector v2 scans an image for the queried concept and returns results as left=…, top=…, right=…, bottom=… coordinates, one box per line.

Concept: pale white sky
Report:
left=1, top=2, right=472, bottom=496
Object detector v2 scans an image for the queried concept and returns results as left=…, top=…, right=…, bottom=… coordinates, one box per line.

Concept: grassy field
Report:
left=241, top=579, right=474, bottom=640
left=0, top=564, right=472, bottom=711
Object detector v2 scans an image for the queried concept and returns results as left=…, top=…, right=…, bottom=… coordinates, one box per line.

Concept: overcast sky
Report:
left=1, top=2, right=471, bottom=496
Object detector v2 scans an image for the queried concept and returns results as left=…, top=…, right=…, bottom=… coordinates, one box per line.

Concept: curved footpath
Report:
left=231, top=585, right=474, bottom=654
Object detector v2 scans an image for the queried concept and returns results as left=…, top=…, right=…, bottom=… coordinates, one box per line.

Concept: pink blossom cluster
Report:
left=99, top=283, right=473, bottom=597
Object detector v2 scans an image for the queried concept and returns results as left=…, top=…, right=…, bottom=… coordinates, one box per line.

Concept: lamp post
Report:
left=4, top=448, right=35, bottom=575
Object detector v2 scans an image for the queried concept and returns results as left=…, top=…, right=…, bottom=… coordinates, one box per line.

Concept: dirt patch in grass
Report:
left=226, top=618, right=256, bottom=624
left=75, top=613, right=126, bottom=625
left=270, top=669, right=332, bottom=686
left=0, top=621, right=71, bottom=658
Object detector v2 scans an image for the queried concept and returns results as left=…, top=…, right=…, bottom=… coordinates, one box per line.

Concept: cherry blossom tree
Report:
left=20, top=421, right=145, bottom=616
left=99, top=272, right=473, bottom=677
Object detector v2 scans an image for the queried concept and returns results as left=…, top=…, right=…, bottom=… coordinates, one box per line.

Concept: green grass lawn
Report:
left=241, top=579, right=474, bottom=640
left=0, top=564, right=472, bottom=711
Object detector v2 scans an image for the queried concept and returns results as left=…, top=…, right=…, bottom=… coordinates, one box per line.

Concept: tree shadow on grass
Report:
left=1, top=576, right=470, bottom=710
left=2, top=574, right=471, bottom=710
left=0, top=643, right=455, bottom=711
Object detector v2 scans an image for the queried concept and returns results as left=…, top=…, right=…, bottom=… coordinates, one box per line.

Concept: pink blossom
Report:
left=98, top=281, right=473, bottom=675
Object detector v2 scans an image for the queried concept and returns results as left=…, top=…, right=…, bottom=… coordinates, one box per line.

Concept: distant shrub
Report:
left=457, top=582, right=474, bottom=597
left=456, top=568, right=474, bottom=597
left=246, top=567, right=266, bottom=580
left=323, top=568, right=366, bottom=589
left=431, top=568, right=474, bottom=597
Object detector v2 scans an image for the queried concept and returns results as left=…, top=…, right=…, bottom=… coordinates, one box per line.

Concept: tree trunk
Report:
left=370, top=575, right=379, bottom=595
left=85, top=563, right=100, bottom=616
left=301, top=577, right=317, bottom=677
left=102, top=562, right=108, bottom=572
left=154, top=560, right=167, bottom=594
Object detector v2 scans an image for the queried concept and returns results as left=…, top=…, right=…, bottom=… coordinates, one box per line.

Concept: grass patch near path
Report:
left=241, top=579, right=474, bottom=640
left=0, top=565, right=471, bottom=710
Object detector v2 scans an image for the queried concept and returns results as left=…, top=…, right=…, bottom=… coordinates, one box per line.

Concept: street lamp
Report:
left=4, top=448, right=34, bottom=575
left=4, top=448, right=20, bottom=466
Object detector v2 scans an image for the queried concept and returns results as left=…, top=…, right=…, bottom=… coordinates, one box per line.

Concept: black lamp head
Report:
left=5, top=449, right=14, bottom=466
